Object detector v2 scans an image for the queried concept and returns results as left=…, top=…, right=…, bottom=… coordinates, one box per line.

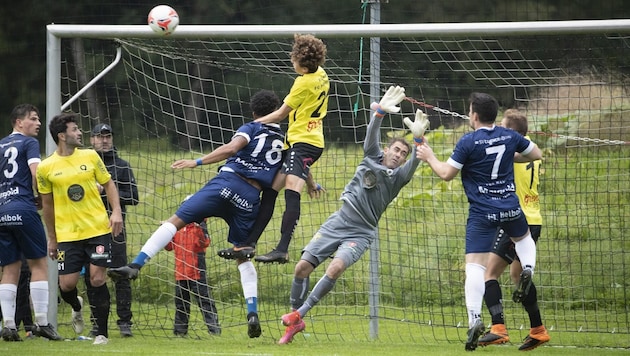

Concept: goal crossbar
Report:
left=47, top=19, right=630, bottom=39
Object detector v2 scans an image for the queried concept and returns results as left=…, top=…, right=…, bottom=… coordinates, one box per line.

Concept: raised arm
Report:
left=416, top=140, right=460, bottom=181
left=171, top=136, right=248, bottom=169
left=366, top=86, right=407, bottom=154
left=254, top=104, right=293, bottom=124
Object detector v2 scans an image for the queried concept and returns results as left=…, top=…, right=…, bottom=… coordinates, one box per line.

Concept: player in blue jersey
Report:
left=108, top=90, right=285, bottom=338
left=478, top=109, right=550, bottom=351
left=416, top=93, right=542, bottom=351
left=0, top=104, right=62, bottom=341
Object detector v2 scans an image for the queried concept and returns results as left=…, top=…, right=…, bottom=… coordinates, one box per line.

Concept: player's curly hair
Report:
left=291, top=34, right=327, bottom=73
left=250, top=90, right=280, bottom=118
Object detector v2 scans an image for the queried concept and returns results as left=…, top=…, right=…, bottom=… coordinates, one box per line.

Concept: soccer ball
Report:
left=147, top=5, right=179, bottom=35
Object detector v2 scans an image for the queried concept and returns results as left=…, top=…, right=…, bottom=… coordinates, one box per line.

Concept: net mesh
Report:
left=55, top=32, right=629, bottom=347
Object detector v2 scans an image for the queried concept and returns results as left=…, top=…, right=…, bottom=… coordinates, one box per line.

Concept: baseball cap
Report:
left=91, top=123, right=113, bottom=136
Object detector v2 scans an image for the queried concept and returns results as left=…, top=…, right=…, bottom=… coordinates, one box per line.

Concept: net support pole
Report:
left=45, top=29, right=61, bottom=327
left=367, top=0, right=382, bottom=340
left=45, top=36, right=121, bottom=328
left=60, top=45, right=122, bottom=112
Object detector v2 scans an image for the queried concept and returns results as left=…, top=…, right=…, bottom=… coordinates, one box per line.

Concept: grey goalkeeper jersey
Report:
left=339, top=113, right=420, bottom=229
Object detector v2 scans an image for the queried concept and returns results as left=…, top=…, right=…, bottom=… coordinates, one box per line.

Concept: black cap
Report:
left=91, top=123, right=113, bottom=136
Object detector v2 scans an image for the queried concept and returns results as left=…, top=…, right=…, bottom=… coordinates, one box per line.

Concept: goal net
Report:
left=48, top=22, right=630, bottom=347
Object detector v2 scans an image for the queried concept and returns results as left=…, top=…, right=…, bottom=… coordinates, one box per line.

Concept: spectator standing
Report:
left=88, top=123, right=138, bottom=337
left=165, top=217, right=220, bottom=336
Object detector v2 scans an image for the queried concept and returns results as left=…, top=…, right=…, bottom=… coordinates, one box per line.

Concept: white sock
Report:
left=140, top=222, right=178, bottom=258
left=0, top=284, right=17, bottom=329
left=464, top=263, right=486, bottom=328
left=238, top=261, right=258, bottom=299
left=514, top=234, right=536, bottom=272
left=30, top=280, right=49, bottom=326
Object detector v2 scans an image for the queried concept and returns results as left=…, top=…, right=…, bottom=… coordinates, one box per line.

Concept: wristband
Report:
left=370, top=102, right=386, bottom=118
left=196, top=158, right=203, bottom=166
left=413, top=137, right=423, bottom=146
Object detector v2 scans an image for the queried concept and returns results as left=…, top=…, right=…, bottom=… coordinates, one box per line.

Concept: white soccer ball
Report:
left=148, top=5, right=179, bottom=35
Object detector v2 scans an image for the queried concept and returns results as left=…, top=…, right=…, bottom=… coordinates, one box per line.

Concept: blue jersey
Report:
left=222, top=122, right=284, bottom=189
left=447, top=126, right=534, bottom=213
left=0, top=132, right=41, bottom=213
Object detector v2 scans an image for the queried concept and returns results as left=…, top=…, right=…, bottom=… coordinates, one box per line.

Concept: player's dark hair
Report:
left=502, top=109, right=528, bottom=136
left=10, top=104, right=39, bottom=126
left=388, top=137, right=412, bottom=157
left=469, top=92, right=498, bottom=124
left=250, top=90, right=280, bottom=118
left=49, top=112, right=79, bottom=144
left=291, top=34, right=327, bottom=73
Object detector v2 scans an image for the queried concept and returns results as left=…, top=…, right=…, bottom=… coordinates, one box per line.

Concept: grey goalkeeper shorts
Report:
left=302, top=207, right=376, bottom=269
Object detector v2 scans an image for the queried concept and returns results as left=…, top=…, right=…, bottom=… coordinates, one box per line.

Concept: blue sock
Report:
left=246, top=296, right=257, bottom=314
left=132, top=252, right=150, bottom=268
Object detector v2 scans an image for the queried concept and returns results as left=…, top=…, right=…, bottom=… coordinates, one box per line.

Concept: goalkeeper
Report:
left=277, top=86, right=428, bottom=344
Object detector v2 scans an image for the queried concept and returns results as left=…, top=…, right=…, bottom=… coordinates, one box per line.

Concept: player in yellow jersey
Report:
left=37, top=113, right=123, bottom=345
left=479, top=109, right=550, bottom=351
left=250, top=34, right=329, bottom=264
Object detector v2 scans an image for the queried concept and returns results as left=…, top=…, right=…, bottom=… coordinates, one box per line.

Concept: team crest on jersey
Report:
left=363, top=170, right=376, bottom=189
left=67, top=184, right=84, bottom=201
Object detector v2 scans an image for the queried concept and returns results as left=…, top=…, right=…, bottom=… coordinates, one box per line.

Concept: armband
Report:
left=196, top=158, right=203, bottom=166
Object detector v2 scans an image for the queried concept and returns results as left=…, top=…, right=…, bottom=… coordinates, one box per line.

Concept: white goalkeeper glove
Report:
left=370, top=86, right=406, bottom=117
left=403, top=109, right=430, bottom=145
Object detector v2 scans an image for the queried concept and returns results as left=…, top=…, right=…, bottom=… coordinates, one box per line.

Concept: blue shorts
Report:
left=0, top=210, right=47, bottom=266
left=175, top=172, right=260, bottom=246
left=465, top=208, right=529, bottom=254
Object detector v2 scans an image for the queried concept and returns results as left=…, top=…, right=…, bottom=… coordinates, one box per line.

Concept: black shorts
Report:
left=57, top=233, right=112, bottom=275
left=281, top=143, right=323, bottom=180
left=490, top=225, right=541, bottom=264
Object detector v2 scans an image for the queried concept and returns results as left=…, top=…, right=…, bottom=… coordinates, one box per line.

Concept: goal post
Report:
left=46, top=20, right=630, bottom=347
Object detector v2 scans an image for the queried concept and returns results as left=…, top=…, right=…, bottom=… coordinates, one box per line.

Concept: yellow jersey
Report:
left=514, top=136, right=542, bottom=225
left=37, top=148, right=112, bottom=242
left=284, top=66, right=329, bottom=149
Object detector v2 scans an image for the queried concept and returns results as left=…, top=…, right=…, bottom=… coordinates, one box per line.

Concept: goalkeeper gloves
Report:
left=403, top=109, right=430, bottom=145
left=370, top=86, right=406, bottom=117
